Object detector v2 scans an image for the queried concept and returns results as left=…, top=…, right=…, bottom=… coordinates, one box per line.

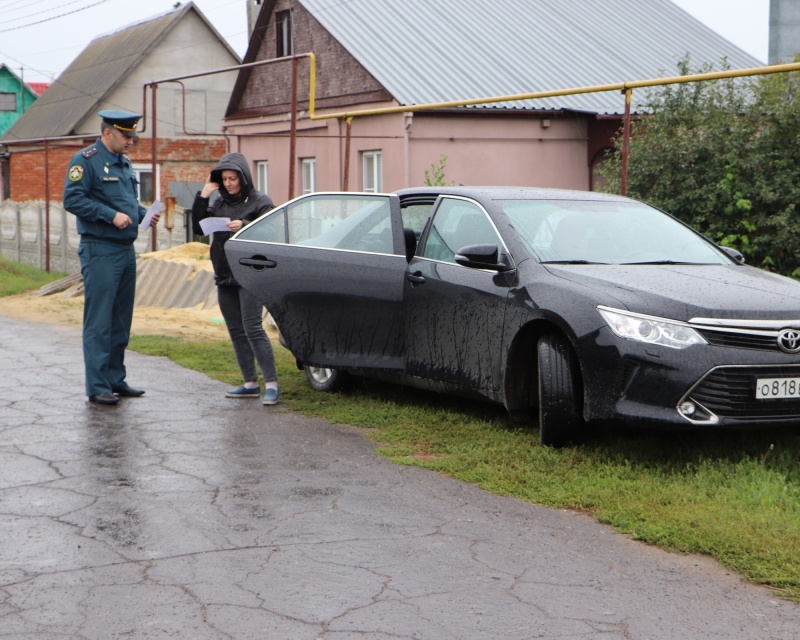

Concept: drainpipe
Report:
left=403, top=112, right=413, bottom=187
left=342, top=117, right=352, bottom=191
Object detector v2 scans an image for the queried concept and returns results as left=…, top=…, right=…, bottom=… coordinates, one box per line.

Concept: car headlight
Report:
left=597, top=306, right=707, bottom=349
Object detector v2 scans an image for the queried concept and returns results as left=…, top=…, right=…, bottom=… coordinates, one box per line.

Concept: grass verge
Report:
left=0, top=256, right=66, bottom=296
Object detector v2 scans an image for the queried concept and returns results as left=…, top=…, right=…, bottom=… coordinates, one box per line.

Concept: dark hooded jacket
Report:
left=192, top=153, right=274, bottom=286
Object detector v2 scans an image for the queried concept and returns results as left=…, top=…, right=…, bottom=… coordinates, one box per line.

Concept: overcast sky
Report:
left=0, top=0, right=771, bottom=85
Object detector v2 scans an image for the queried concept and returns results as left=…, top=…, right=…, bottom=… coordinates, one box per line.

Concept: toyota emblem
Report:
left=778, top=329, right=800, bottom=353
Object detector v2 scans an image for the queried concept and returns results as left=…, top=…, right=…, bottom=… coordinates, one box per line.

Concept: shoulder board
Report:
left=82, top=147, right=99, bottom=158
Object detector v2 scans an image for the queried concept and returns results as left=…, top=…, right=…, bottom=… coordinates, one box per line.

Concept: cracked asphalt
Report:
left=1, top=315, right=799, bottom=639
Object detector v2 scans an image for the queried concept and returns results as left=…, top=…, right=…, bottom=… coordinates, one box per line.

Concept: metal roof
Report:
left=298, top=0, right=763, bottom=115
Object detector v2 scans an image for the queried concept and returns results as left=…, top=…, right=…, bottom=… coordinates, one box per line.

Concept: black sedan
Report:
left=225, top=186, right=800, bottom=446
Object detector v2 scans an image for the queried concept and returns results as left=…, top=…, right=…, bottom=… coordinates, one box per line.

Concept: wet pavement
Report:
left=1, top=315, right=799, bottom=640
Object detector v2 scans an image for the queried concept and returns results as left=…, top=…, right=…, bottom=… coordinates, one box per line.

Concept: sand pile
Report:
left=0, top=242, right=232, bottom=341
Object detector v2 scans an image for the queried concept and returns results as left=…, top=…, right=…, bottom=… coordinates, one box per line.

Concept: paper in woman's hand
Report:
left=199, top=217, right=232, bottom=235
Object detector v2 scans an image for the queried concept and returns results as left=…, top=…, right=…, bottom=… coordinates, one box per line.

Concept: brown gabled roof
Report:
left=1, top=1, right=237, bottom=142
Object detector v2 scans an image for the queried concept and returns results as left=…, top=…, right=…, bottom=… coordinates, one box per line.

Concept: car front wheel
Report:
left=304, top=365, right=347, bottom=392
left=537, top=333, right=585, bottom=447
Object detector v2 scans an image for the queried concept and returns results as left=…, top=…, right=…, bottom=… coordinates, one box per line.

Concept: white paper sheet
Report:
left=139, top=200, right=164, bottom=230
left=199, top=217, right=232, bottom=235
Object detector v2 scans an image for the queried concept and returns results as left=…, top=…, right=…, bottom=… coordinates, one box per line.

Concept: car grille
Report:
left=695, top=329, right=780, bottom=352
left=688, top=365, right=800, bottom=419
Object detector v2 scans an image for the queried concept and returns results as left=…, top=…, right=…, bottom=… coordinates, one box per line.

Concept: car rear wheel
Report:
left=537, top=333, right=585, bottom=447
left=304, top=365, right=347, bottom=392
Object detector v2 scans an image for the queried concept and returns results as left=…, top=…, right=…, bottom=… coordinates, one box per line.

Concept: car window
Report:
left=236, top=194, right=394, bottom=254
left=237, top=208, right=287, bottom=243
left=421, top=198, right=502, bottom=264
left=502, top=200, right=729, bottom=264
left=401, top=203, right=432, bottom=238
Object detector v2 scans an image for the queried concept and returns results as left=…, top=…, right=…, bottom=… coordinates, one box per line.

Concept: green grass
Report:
left=0, top=256, right=66, bottom=296
left=2, top=258, right=798, bottom=602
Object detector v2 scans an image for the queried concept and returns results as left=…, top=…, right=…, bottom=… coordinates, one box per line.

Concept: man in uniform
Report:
left=63, top=109, right=160, bottom=405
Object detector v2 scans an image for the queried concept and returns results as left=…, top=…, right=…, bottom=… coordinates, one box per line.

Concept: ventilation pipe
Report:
left=770, top=0, right=800, bottom=64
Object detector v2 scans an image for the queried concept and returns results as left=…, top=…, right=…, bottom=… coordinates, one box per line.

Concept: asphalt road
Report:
left=1, top=315, right=798, bottom=639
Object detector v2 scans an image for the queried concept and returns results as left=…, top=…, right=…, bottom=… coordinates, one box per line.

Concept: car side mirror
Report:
left=719, top=246, right=745, bottom=264
left=455, top=244, right=511, bottom=272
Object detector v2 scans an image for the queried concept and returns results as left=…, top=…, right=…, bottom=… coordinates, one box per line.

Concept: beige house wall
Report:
left=75, top=11, right=240, bottom=139
left=407, top=113, right=590, bottom=190
left=227, top=108, right=593, bottom=204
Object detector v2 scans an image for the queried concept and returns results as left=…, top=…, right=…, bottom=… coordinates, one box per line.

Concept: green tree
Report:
left=602, top=57, right=800, bottom=276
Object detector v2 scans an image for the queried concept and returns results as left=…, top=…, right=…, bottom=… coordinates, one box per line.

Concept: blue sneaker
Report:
left=226, top=385, right=260, bottom=399
left=262, top=387, right=279, bottom=405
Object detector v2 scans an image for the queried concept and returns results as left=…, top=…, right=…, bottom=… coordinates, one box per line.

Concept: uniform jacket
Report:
left=63, top=138, right=146, bottom=244
left=192, top=153, right=274, bottom=287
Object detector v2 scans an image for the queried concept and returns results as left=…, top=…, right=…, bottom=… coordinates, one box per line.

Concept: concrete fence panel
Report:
left=0, top=199, right=190, bottom=275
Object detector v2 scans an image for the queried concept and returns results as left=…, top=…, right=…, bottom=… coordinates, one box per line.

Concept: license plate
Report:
left=756, top=377, right=800, bottom=399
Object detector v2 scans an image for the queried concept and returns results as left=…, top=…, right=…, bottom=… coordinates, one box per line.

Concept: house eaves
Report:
left=296, top=0, right=762, bottom=116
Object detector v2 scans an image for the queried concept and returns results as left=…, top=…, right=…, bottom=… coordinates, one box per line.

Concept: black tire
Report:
left=537, top=332, right=585, bottom=447
left=304, top=365, right=347, bottom=392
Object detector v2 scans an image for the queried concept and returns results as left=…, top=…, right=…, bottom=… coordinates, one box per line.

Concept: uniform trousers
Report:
left=78, top=238, right=137, bottom=396
left=217, top=285, right=277, bottom=384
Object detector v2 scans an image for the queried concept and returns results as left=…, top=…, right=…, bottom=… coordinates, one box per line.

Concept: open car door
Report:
left=225, top=192, right=408, bottom=370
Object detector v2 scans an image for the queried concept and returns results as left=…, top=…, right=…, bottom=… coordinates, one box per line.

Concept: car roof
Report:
left=393, top=186, right=632, bottom=203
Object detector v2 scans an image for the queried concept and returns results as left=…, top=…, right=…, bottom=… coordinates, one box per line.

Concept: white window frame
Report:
left=362, top=151, right=383, bottom=193
left=301, top=158, right=316, bottom=194
left=132, top=163, right=159, bottom=205
left=256, top=161, right=269, bottom=193
left=276, top=9, right=294, bottom=57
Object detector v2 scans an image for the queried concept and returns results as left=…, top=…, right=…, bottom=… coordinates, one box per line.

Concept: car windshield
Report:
left=501, top=199, right=730, bottom=265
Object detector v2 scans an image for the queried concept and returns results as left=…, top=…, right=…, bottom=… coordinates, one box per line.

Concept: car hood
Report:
left=542, top=263, right=800, bottom=320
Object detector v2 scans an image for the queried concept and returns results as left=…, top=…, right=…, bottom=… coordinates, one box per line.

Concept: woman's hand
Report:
left=200, top=181, right=220, bottom=198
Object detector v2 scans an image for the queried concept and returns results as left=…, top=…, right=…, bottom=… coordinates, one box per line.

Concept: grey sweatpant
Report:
left=217, top=285, right=277, bottom=384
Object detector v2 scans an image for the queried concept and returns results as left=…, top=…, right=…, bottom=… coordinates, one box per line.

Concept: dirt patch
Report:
left=0, top=242, right=231, bottom=341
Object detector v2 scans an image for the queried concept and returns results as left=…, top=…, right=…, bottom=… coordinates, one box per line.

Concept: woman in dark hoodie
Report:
left=192, top=152, right=279, bottom=404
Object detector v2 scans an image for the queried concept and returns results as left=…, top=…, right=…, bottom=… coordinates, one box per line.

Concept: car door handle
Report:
left=239, top=255, right=277, bottom=271
left=406, top=271, right=425, bottom=286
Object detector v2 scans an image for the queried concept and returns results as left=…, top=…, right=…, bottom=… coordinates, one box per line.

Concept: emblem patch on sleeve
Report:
left=68, top=166, right=84, bottom=182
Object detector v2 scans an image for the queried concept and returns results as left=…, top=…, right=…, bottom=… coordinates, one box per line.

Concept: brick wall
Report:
left=10, top=145, right=80, bottom=202
left=7, top=137, right=227, bottom=203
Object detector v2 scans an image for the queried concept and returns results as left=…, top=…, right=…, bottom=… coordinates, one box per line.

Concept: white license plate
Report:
left=756, top=377, right=800, bottom=399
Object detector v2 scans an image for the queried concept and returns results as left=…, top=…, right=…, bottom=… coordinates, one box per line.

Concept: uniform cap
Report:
left=99, top=109, right=141, bottom=138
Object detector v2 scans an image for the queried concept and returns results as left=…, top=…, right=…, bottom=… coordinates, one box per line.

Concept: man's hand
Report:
left=113, top=212, right=133, bottom=229
left=227, top=219, right=244, bottom=232
left=149, top=211, right=161, bottom=228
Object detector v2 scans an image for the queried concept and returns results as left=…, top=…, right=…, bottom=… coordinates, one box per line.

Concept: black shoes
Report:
left=88, top=386, right=146, bottom=405
left=112, top=385, right=146, bottom=397
left=89, top=392, right=119, bottom=405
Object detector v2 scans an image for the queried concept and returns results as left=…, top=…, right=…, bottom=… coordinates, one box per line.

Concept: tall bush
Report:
left=602, top=58, right=800, bottom=276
